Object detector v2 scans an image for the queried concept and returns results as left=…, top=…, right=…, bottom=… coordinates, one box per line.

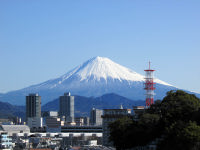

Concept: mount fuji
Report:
left=0, top=56, right=192, bottom=105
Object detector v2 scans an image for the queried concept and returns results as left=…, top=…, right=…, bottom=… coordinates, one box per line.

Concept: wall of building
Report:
left=59, top=93, right=74, bottom=123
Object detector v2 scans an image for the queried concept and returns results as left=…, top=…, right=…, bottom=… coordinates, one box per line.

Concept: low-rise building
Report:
left=0, top=125, right=30, bottom=136
left=46, top=117, right=64, bottom=132
left=133, top=106, right=146, bottom=121
left=27, top=117, right=43, bottom=129
left=75, top=117, right=84, bottom=126
left=0, top=133, right=13, bottom=149
left=61, top=126, right=102, bottom=133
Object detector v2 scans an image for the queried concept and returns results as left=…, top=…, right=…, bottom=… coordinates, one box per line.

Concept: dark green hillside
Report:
left=0, top=101, right=25, bottom=119
left=42, top=93, right=145, bottom=116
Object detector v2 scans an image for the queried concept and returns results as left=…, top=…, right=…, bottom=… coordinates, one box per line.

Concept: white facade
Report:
left=90, top=108, right=103, bottom=126
left=49, top=111, right=58, bottom=117
left=0, top=125, right=30, bottom=136
left=27, top=117, right=43, bottom=128
left=0, top=133, right=13, bottom=149
left=88, top=140, right=97, bottom=146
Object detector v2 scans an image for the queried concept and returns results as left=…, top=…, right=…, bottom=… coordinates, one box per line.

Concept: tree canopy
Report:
left=109, top=90, right=200, bottom=150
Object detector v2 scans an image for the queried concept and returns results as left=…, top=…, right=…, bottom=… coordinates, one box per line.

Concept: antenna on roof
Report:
left=120, top=104, right=123, bottom=109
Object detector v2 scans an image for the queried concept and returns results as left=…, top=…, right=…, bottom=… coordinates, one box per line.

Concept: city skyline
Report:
left=0, top=1, right=200, bottom=93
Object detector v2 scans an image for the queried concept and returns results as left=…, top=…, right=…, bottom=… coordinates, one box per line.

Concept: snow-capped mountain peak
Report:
left=0, top=56, right=176, bottom=105
left=62, top=56, right=143, bottom=81
left=58, top=56, right=170, bottom=86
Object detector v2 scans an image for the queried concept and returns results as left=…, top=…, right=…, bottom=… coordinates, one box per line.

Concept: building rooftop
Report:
left=133, top=106, right=146, bottom=109
left=1, top=125, right=30, bottom=132
left=103, top=109, right=132, bottom=111
left=64, top=92, right=71, bottom=96
left=28, top=93, right=39, bottom=96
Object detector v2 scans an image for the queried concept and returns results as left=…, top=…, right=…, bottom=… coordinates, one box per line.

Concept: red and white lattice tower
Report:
left=144, top=62, right=156, bottom=107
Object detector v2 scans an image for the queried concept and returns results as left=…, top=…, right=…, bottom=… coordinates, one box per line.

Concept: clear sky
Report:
left=0, top=0, right=200, bottom=93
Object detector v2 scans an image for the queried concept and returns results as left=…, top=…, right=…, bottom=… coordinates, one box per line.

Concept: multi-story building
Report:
left=101, top=108, right=132, bottom=146
left=27, top=117, right=43, bottom=128
left=59, top=92, right=75, bottom=123
left=133, top=106, right=146, bottom=121
left=46, top=117, right=64, bottom=132
left=0, top=125, right=30, bottom=136
left=0, top=133, right=13, bottom=149
left=90, top=108, right=103, bottom=126
left=26, top=93, right=43, bottom=129
left=61, top=126, right=102, bottom=133
left=26, top=93, right=41, bottom=120
left=75, top=117, right=84, bottom=126
left=83, top=117, right=90, bottom=126
left=42, top=111, right=58, bottom=125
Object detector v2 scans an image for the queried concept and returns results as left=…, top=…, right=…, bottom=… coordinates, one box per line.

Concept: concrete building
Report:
left=90, top=108, right=103, bottom=126
left=133, top=106, right=146, bottom=121
left=61, top=126, right=102, bottom=133
left=75, top=117, right=84, bottom=126
left=46, top=117, right=64, bottom=132
left=0, top=125, right=30, bottom=136
left=59, top=133, right=102, bottom=148
left=0, top=133, right=13, bottom=149
left=0, top=119, right=14, bottom=125
left=48, top=111, right=58, bottom=117
left=27, top=117, right=43, bottom=128
left=26, top=93, right=43, bottom=129
left=26, top=93, right=41, bottom=121
left=102, top=108, right=132, bottom=146
left=42, top=111, right=59, bottom=126
left=83, top=117, right=90, bottom=126
left=59, top=92, right=74, bottom=123
left=74, top=117, right=90, bottom=126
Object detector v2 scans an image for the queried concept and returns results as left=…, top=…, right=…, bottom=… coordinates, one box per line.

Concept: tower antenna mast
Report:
left=144, top=61, right=156, bottom=106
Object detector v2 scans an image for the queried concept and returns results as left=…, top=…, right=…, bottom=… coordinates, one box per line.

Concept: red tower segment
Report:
left=144, top=62, right=156, bottom=107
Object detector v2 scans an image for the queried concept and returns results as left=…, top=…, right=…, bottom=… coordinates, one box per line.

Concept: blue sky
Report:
left=0, top=0, right=200, bottom=93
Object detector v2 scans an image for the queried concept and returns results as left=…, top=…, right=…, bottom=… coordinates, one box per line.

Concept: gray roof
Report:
left=1, top=125, right=30, bottom=132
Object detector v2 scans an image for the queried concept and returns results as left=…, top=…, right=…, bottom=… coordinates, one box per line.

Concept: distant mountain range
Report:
left=42, top=93, right=145, bottom=117
left=0, top=56, right=199, bottom=105
left=0, top=93, right=144, bottom=119
left=0, top=101, right=25, bottom=119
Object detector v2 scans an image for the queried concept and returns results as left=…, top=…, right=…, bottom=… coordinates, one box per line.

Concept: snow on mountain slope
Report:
left=0, top=56, right=178, bottom=105
left=63, top=57, right=145, bottom=82
left=51, top=56, right=171, bottom=88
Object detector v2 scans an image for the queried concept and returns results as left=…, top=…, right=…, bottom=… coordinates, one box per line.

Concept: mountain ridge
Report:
left=0, top=56, right=196, bottom=105
left=42, top=93, right=145, bottom=117
left=0, top=93, right=144, bottom=120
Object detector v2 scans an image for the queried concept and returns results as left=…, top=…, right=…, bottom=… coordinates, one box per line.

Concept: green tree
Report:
left=109, top=114, right=161, bottom=150
left=161, top=90, right=200, bottom=125
left=158, top=121, right=200, bottom=150
left=146, top=100, right=162, bottom=115
left=158, top=90, right=200, bottom=150
left=109, top=116, right=133, bottom=150
left=109, top=90, right=200, bottom=149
